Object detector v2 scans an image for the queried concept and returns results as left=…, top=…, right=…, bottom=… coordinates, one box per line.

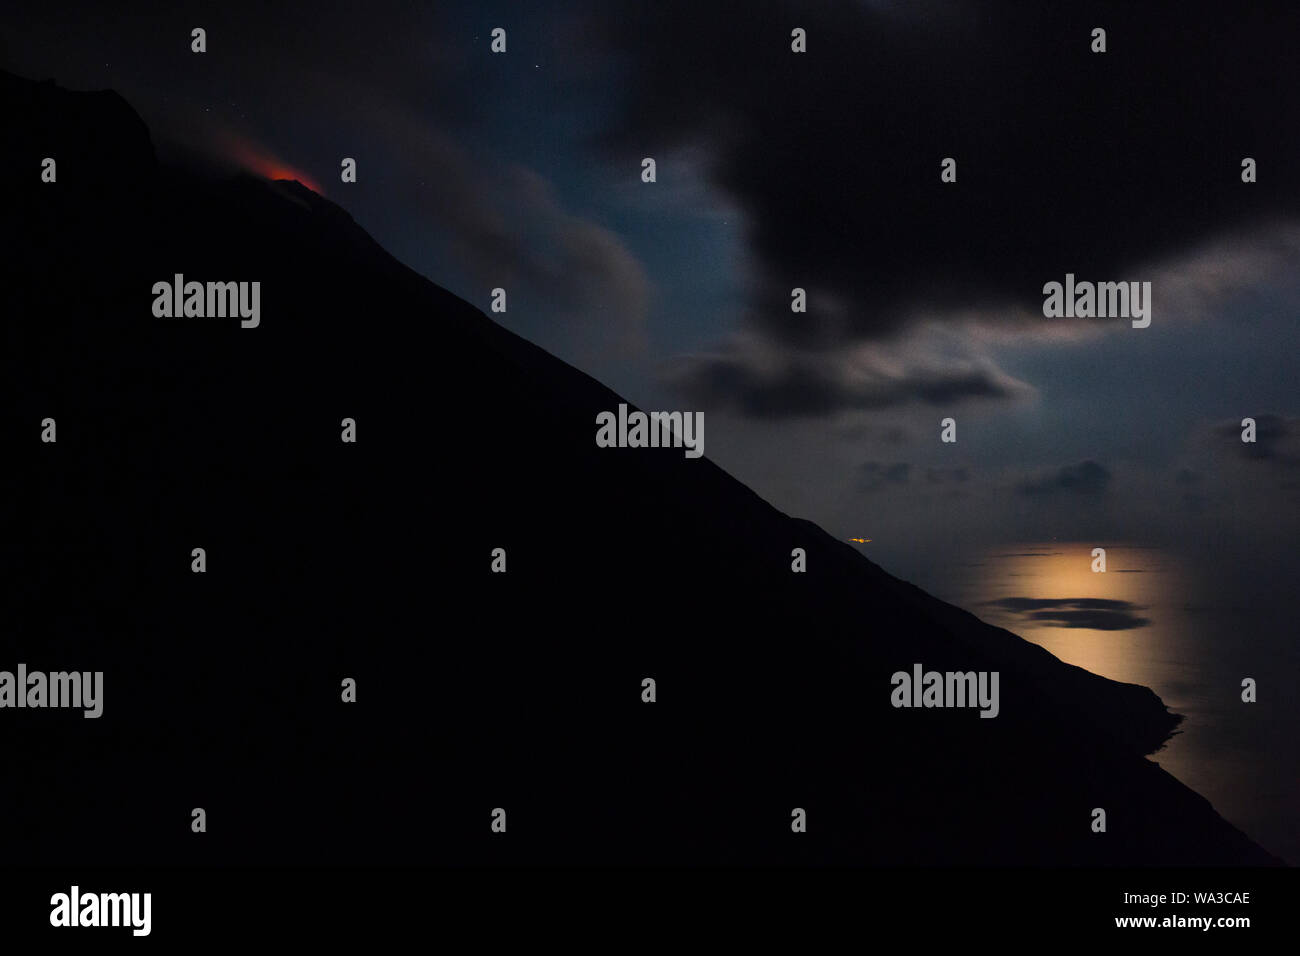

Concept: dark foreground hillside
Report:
left=0, top=69, right=1280, bottom=866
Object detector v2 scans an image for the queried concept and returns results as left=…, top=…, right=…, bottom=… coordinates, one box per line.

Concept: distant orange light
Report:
left=850, top=538, right=872, bottom=543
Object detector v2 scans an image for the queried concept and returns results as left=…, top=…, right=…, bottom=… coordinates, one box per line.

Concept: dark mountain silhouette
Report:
left=0, top=69, right=1280, bottom=866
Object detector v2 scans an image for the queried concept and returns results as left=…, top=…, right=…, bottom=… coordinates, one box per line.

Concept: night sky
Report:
left=7, top=0, right=1300, bottom=589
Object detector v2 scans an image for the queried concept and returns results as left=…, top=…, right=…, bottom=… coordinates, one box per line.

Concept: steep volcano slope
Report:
left=0, top=70, right=1279, bottom=865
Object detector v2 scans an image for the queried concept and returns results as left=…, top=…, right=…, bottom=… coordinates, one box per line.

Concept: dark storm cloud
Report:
left=1016, top=460, right=1111, bottom=497
left=669, top=345, right=1022, bottom=417
left=586, top=0, right=1300, bottom=349
left=836, top=421, right=909, bottom=444
left=1216, top=414, right=1299, bottom=463
left=925, top=467, right=969, bottom=484
left=984, top=597, right=1150, bottom=631
left=857, top=461, right=911, bottom=492
left=1177, top=416, right=1300, bottom=511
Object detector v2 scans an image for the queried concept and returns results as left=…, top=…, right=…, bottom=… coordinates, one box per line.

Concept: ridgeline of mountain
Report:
left=0, top=69, right=1280, bottom=865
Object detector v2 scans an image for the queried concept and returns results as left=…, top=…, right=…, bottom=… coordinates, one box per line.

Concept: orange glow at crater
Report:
left=221, top=132, right=322, bottom=195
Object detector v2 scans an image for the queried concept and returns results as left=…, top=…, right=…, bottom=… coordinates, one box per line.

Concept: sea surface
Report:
left=908, top=542, right=1297, bottom=865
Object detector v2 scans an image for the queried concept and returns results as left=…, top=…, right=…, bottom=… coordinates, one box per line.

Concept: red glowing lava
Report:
left=221, top=132, right=322, bottom=195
